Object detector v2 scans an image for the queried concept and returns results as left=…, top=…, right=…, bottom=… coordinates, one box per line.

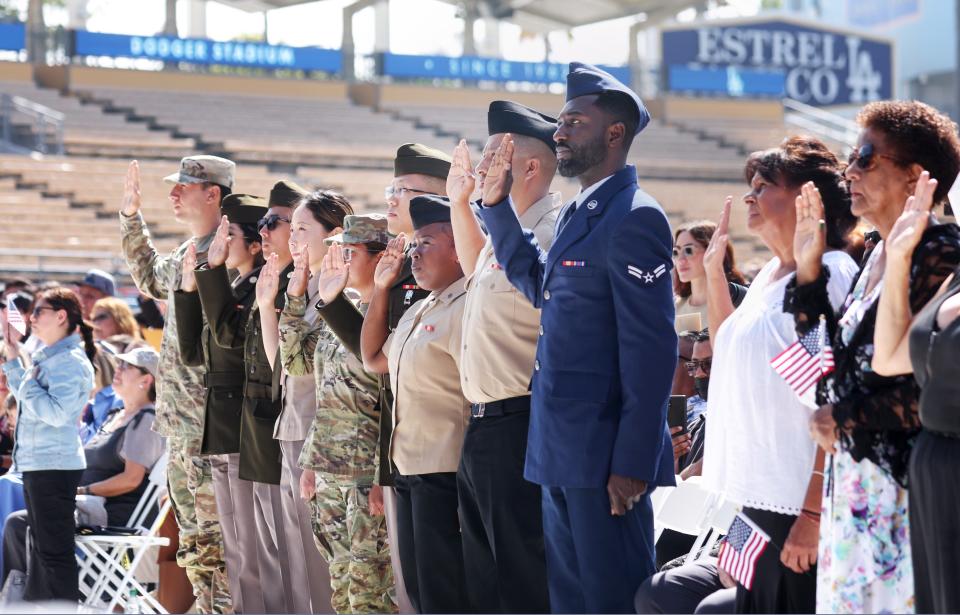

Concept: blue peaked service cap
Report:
left=565, top=61, right=650, bottom=134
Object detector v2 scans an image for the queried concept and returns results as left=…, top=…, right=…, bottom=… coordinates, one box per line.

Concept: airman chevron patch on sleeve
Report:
left=627, top=263, right=667, bottom=285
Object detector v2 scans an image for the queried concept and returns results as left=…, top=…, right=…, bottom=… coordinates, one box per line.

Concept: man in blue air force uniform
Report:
left=477, top=62, right=678, bottom=613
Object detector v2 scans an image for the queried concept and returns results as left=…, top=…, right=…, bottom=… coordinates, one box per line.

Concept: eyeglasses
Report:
left=117, top=361, right=149, bottom=375
left=672, top=245, right=701, bottom=260
left=385, top=186, right=432, bottom=200
left=91, top=313, right=112, bottom=323
left=256, top=214, right=291, bottom=232
left=685, top=358, right=712, bottom=376
left=847, top=143, right=906, bottom=172
left=31, top=306, right=56, bottom=317
left=342, top=246, right=383, bottom=263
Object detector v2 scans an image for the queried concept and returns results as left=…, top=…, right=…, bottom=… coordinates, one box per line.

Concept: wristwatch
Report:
left=78, top=486, right=89, bottom=496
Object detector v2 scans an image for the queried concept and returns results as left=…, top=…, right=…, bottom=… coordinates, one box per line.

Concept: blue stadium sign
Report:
left=661, top=17, right=893, bottom=106
left=0, top=23, right=26, bottom=51
left=382, top=53, right=631, bottom=86
left=72, top=30, right=342, bottom=73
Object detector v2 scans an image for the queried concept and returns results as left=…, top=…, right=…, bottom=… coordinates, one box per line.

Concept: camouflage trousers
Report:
left=311, top=474, right=397, bottom=614
left=167, top=438, right=232, bottom=614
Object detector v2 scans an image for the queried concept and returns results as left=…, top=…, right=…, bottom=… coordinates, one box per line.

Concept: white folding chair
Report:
left=75, top=451, right=171, bottom=614
left=683, top=495, right=738, bottom=564
left=653, top=476, right=714, bottom=541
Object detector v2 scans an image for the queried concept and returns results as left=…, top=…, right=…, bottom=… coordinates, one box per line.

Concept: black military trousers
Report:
left=394, top=471, right=469, bottom=614
left=457, top=410, right=550, bottom=613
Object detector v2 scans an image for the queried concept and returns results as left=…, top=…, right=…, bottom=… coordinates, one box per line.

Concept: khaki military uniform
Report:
left=458, top=193, right=560, bottom=613
left=120, top=211, right=231, bottom=614
left=280, top=293, right=395, bottom=614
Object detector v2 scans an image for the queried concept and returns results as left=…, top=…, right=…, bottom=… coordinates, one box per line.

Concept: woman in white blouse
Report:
left=701, top=136, right=859, bottom=613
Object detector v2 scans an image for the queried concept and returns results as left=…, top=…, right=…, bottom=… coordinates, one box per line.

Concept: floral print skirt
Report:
left=817, top=450, right=914, bottom=614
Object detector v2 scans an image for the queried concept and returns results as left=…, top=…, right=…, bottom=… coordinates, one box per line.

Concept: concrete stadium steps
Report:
left=73, top=87, right=445, bottom=163
left=380, top=102, right=748, bottom=182
left=0, top=80, right=195, bottom=158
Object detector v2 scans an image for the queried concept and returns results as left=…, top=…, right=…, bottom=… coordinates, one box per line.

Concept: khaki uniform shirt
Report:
left=385, top=277, right=469, bottom=476
left=120, top=211, right=215, bottom=452
left=460, top=192, right=561, bottom=403
left=280, top=294, right=379, bottom=482
left=275, top=275, right=321, bottom=442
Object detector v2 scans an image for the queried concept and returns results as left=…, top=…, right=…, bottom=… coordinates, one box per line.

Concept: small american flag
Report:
left=718, top=513, right=770, bottom=590
left=6, top=301, right=26, bottom=336
left=770, top=315, right=834, bottom=398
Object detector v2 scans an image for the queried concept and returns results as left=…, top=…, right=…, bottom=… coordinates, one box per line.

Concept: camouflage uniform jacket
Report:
left=120, top=211, right=215, bottom=451
left=316, top=256, right=429, bottom=486
left=279, top=293, right=379, bottom=483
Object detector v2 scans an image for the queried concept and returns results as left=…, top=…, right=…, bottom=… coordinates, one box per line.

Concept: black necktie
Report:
left=555, top=200, right=577, bottom=238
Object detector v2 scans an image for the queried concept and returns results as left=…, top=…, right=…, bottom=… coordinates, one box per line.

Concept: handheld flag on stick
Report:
left=6, top=301, right=26, bottom=336
left=718, top=512, right=771, bottom=590
left=770, top=315, right=834, bottom=399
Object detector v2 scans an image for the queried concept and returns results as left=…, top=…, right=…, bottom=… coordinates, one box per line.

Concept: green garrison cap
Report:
left=163, top=155, right=236, bottom=188
left=393, top=143, right=452, bottom=179
left=269, top=180, right=309, bottom=208
left=325, top=214, right=391, bottom=246
left=221, top=193, right=268, bottom=225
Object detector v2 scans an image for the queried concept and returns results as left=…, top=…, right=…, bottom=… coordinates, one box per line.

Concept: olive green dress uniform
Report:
left=119, top=154, right=234, bottom=614
left=195, top=260, right=294, bottom=614
left=175, top=193, right=269, bottom=614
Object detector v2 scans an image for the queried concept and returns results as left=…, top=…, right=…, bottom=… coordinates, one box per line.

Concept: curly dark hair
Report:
left=744, top=135, right=857, bottom=250
left=857, top=100, right=960, bottom=205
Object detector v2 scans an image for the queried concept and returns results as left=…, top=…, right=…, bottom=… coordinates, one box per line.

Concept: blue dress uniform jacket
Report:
left=480, top=165, right=677, bottom=489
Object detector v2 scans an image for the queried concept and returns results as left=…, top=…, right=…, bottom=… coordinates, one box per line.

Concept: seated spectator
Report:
left=635, top=560, right=737, bottom=614
left=679, top=330, right=711, bottom=478
left=75, top=269, right=116, bottom=321
left=90, top=297, right=141, bottom=342
left=2, top=346, right=165, bottom=584
left=673, top=221, right=747, bottom=333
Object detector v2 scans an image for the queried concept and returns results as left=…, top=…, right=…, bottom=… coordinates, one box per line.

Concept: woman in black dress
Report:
left=874, top=171, right=960, bottom=613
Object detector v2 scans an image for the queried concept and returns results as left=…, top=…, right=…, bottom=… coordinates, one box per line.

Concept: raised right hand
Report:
left=794, top=181, right=826, bottom=285
left=206, top=216, right=231, bottom=269
left=180, top=243, right=198, bottom=292
left=446, top=139, right=477, bottom=206
left=703, top=196, right=732, bottom=278
left=121, top=160, right=142, bottom=216
left=287, top=246, right=311, bottom=298
left=256, top=253, right=280, bottom=310
left=481, top=133, right=514, bottom=206
left=317, top=243, right=350, bottom=304
left=374, top=235, right=407, bottom=290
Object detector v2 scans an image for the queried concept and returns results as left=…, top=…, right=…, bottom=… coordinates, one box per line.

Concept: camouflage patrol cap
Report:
left=221, top=194, right=268, bottom=225
left=114, top=346, right=160, bottom=379
left=163, top=155, right=236, bottom=188
left=324, top=214, right=391, bottom=246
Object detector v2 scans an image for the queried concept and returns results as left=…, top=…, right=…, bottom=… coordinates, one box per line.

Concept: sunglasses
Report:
left=685, top=358, right=712, bottom=376
left=385, top=186, right=432, bottom=200
left=31, top=306, right=57, bottom=317
left=91, top=313, right=112, bottom=323
left=847, top=143, right=906, bottom=172
left=672, top=245, right=700, bottom=259
left=256, top=214, right=291, bottom=232
left=117, top=361, right=149, bottom=375
left=342, top=246, right=383, bottom=263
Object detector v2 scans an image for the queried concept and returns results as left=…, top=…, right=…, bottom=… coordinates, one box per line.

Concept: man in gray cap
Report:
left=119, top=156, right=234, bottom=613
left=76, top=268, right=116, bottom=321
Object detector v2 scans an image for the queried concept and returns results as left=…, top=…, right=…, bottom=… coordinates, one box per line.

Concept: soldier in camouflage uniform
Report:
left=279, top=214, right=396, bottom=614
left=119, top=157, right=233, bottom=614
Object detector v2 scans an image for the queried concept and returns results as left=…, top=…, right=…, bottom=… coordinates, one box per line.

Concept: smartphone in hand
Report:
left=668, top=395, right=688, bottom=435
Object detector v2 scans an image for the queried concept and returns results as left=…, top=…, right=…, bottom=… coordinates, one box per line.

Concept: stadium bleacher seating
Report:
left=1, top=64, right=781, bottom=280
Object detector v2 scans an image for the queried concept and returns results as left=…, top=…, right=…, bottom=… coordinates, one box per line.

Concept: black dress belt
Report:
left=470, top=395, right=531, bottom=418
